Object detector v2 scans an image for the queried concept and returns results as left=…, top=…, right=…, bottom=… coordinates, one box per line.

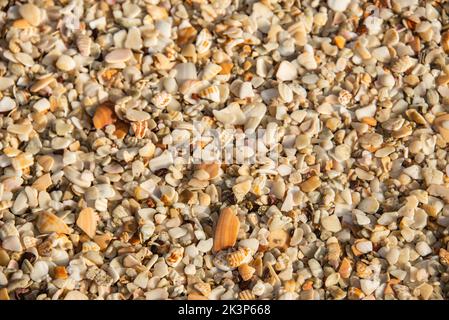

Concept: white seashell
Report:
left=201, top=63, right=222, bottom=81
left=125, top=27, right=143, bottom=50
left=199, top=85, right=221, bottom=102
left=31, top=261, right=49, bottom=282
left=33, top=98, right=51, bottom=112
left=174, top=63, right=197, bottom=85
left=196, top=29, right=213, bottom=55
left=278, top=83, right=293, bottom=103
left=2, top=236, right=22, bottom=252
left=152, top=91, right=172, bottom=109
left=0, top=96, right=16, bottom=112
left=105, top=48, right=133, bottom=64
left=276, top=61, right=298, bottom=81
left=56, top=55, right=76, bottom=71
left=391, top=55, right=415, bottom=73
left=238, top=82, right=254, bottom=99
left=327, top=0, right=351, bottom=12
left=213, top=103, right=246, bottom=125
left=149, top=151, right=173, bottom=172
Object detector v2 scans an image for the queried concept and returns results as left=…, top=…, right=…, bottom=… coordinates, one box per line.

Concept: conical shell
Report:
left=213, top=207, right=240, bottom=252
left=92, top=101, right=117, bottom=129
left=37, top=211, right=70, bottom=234
left=77, top=34, right=91, bottom=57
left=76, top=207, right=97, bottom=239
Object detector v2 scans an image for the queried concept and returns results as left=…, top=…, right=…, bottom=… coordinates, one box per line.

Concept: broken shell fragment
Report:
left=37, top=211, right=70, bottom=234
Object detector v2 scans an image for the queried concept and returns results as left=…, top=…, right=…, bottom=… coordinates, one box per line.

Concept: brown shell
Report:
left=54, top=266, right=68, bottom=279
left=93, top=101, right=116, bottom=129
left=238, top=263, right=255, bottom=281
left=213, top=207, right=240, bottom=252
left=197, top=162, right=220, bottom=180
left=37, top=211, right=70, bottom=234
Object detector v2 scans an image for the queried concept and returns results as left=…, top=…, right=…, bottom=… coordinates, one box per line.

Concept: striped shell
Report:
left=131, top=121, right=148, bottom=138
left=227, top=247, right=252, bottom=268
left=201, top=63, right=222, bottom=81
left=213, top=207, right=240, bottom=252
left=238, top=290, right=255, bottom=300
left=196, top=29, right=212, bottom=55
left=193, top=282, right=211, bottom=297
left=199, top=85, right=220, bottom=102
left=391, top=55, right=414, bottom=73
left=76, top=34, right=91, bottom=57
left=22, top=236, right=39, bottom=249
left=238, top=263, right=256, bottom=281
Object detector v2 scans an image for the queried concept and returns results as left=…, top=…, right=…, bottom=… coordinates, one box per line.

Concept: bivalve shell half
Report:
left=37, top=211, right=70, bottom=234
left=199, top=85, right=220, bottom=102
left=213, top=207, right=240, bottom=252
left=93, top=101, right=117, bottom=129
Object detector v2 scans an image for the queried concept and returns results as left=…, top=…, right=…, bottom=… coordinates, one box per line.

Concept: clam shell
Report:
left=37, top=211, right=70, bottom=234
left=201, top=63, right=222, bottom=81
left=213, top=207, right=240, bottom=252
left=93, top=101, right=117, bottom=129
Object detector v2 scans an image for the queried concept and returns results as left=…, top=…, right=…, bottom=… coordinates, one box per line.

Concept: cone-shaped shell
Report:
left=213, top=207, right=240, bottom=252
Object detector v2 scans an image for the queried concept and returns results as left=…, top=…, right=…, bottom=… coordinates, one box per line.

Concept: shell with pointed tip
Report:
left=37, top=211, right=70, bottom=234
left=199, top=85, right=220, bottom=102
left=76, top=207, right=97, bottom=239
left=238, top=263, right=256, bottom=281
left=201, top=63, right=222, bottom=81
left=77, top=34, right=91, bottom=57
left=213, top=207, right=240, bottom=252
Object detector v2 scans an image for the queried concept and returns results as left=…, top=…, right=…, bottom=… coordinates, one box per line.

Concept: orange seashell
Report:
left=12, top=19, right=32, bottom=29
left=93, top=233, right=112, bottom=251
left=0, top=288, right=9, bottom=300
left=213, top=207, right=240, bottom=252
left=54, top=266, right=68, bottom=279
left=238, top=263, right=255, bottom=281
left=92, top=101, right=117, bottom=129
left=334, top=35, right=346, bottom=49
left=193, top=282, right=211, bottom=297
left=187, top=293, right=208, bottom=300
left=238, top=290, right=255, bottom=300
left=76, top=207, right=97, bottom=239
left=37, top=211, right=70, bottom=234
left=219, top=62, right=233, bottom=75
left=177, top=26, right=197, bottom=46
left=338, top=257, right=352, bottom=279
left=197, top=162, right=220, bottom=180
left=32, top=173, right=52, bottom=191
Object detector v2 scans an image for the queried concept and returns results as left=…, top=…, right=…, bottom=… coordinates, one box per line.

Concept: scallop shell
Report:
left=37, top=211, right=70, bottom=234
left=227, top=247, right=252, bottom=268
left=238, top=263, right=255, bottom=281
left=201, top=63, right=222, bottom=81
left=77, top=34, right=91, bottom=57
left=93, top=101, right=117, bottom=129
left=76, top=207, right=97, bottom=239
left=199, top=85, right=220, bottom=102
left=196, top=29, right=212, bottom=55
left=213, top=208, right=240, bottom=252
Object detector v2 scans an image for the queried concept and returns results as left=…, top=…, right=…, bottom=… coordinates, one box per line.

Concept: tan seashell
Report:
left=300, top=176, right=321, bottom=192
left=11, top=153, right=34, bottom=171
left=442, top=31, right=449, bottom=54
left=12, top=19, right=32, bottom=29
left=391, top=55, right=414, bottom=73
left=37, top=155, right=54, bottom=172
left=213, top=207, right=240, bottom=252
left=238, top=263, right=255, bottom=281
left=227, top=247, right=252, bottom=268
left=268, top=228, right=289, bottom=249
left=434, top=113, right=449, bottom=143
left=177, top=26, right=197, bottom=46
left=238, top=290, right=255, bottom=300
left=32, top=173, right=52, bottom=191
left=196, top=29, right=213, bottom=56
left=219, top=62, right=233, bottom=75
left=197, top=162, right=220, bottom=180
left=152, top=91, right=171, bottom=109
left=201, top=63, right=222, bottom=81
left=153, top=53, right=175, bottom=70
left=37, top=211, right=70, bottom=234
left=22, top=236, right=39, bottom=249
left=93, top=101, right=117, bottom=130
left=54, top=266, right=68, bottom=279
left=93, top=233, right=112, bottom=251
left=193, top=282, right=211, bottom=297
left=338, top=257, right=352, bottom=279
left=147, top=5, right=168, bottom=20
left=187, top=293, right=209, bottom=300
left=131, top=121, right=148, bottom=138
left=77, top=34, right=91, bottom=57
left=0, top=288, right=9, bottom=300
left=76, top=207, right=97, bottom=239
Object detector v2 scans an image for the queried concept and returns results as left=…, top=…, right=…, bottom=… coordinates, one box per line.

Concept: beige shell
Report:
left=193, top=282, right=211, bottom=297
left=201, top=63, right=222, bottom=81
left=391, top=55, right=414, bottom=73
left=166, top=246, right=184, bottom=267
left=238, top=263, right=255, bottom=281
left=227, top=247, right=252, bottom=268
left=213, top=207, right=240, bottom=252
left=76, top=207, right=97, bottom=239
left=197, top=162, right=220, bottom=180
left=151, top=91, right=171, bottom=109
left=268, top=228, right=289, bottom=249
left=77, top=34, right=91, bottom=57
left=196, top=29, right=213, bottom=56
left=131, top=121, right=148, bottom=138
left=238, top=290, right=255, bottom=300
left=37, top=211, right=70, bottom=234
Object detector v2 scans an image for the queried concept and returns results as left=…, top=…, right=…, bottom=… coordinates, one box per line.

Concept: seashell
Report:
left=19, top=3, right=41, bottom=26
left=2, top=236, right=22, bottom=252
left=0, top=288, right=9, bottom=300
left=105, top=48, right=133, bottom=64
left=201, top=63, right=222, bottom=81
left=77, top=34, right=91, bottom=57
left=131, top=121, right=148, bottom=138
left=93, top=101, right=117, bottom=129
left=199, top=85, right=220, bottom=102
left=114, top=120, right=129, bottom=139
left=227, top=247, right=252, bottom=268
left=174, top=63, right=197, bottom=84
left=300, top=176, right=321, bottom=192
left=0, top=96, right=16, bottom=113
left=30, top=75, right=55, bottom=93
left=64, top=291, right=88, bottom=300
left=197, top=162, right=220, bottom=180
left=12, top=19, right=32, bottom=29
left=391, top=55, right=414, bottom=73
left=149, top=151, right=173, bottom=172
left=32, top=173, right=52, bottom=191
left=213, top=207, right=240, bottom=252
left=187, top=293, right=209, bottom=300
left=31, top=261, right=49, bottom=282
left=238, top=290, right=255, bottom=300
left=153, top=53, right=175, bottom=71
left=93, top=233, right=113, bottom=251
left=238, top=263, right=256, bottom=281
left=232, top=179, right=252, bottom=202
left=338, top=90, right=352, bottom=105
left=76, top=207, right=97, bottom=239
left=166, top=246, right=184, bottom=267
left=22, top=236, right=39, bottom=249
left=11, top=153, right=34, bottom=171
left=56, top=55, right=76, bottom=72
left=442, top=31, right=449, bottom=54
left=54, top=266, right=68, bottom=279
left=37, top=211, right=70, bottom=234
left=276, top=61, right=297, bottom=81
left=196, top=29, right=213, bottom=56
left=434, top=114, right=449, bottom=143
left=193, top=282, right=211, bottom=297
left=177, top=26, right=197, bottom=46
left=147, top=5, right=168, bottom=20
left=152, top=91, right=171, bottom=109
